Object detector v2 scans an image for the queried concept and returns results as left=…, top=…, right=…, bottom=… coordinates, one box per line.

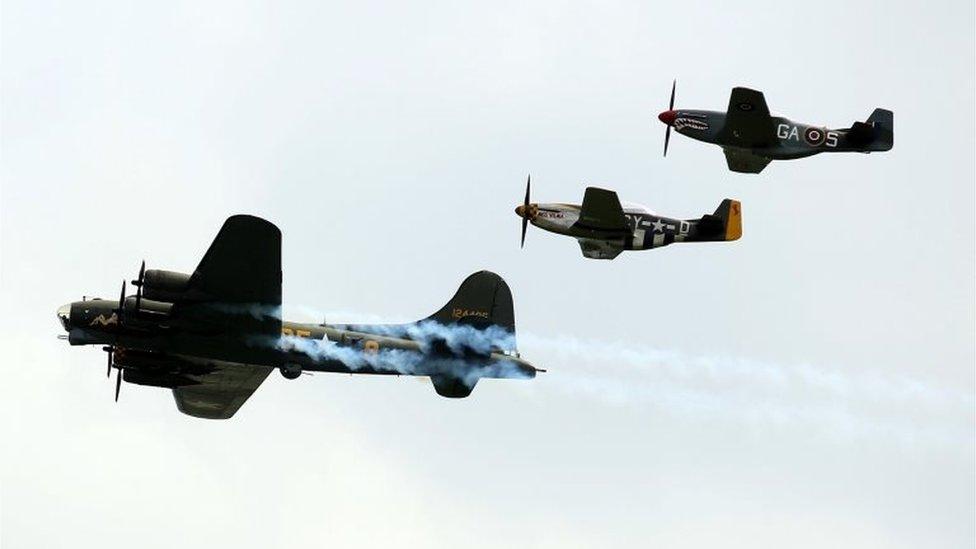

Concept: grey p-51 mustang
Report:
left=515, top=177, right=741, bottom=259
left=657, top=82, right=893, bottom=173
left=57, top=215, right=541, bottom=419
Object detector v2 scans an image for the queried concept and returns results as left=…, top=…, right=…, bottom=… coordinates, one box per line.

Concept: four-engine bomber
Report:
left=58, top=215, right=541, bottom=419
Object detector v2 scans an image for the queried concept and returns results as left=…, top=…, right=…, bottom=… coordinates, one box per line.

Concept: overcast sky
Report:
left=2, top=1, right=973, bottom=547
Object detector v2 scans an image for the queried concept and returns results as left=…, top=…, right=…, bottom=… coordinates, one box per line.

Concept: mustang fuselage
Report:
left=656, top=86, right=893, bottom=173
left=660, top=109, right=884, bottom=160
left=518, top=201, right=738, bottom=251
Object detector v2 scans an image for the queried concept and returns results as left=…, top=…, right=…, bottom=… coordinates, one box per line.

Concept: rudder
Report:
left=854, top=108, right=893, bottom=151
left=711, top=199, right=742, bottom=241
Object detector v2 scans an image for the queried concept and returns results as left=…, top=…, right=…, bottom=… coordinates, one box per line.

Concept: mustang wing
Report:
left=577, top=239, right=623, bottom=260
left=723, top=148, right=772, bottom=174
left=575, top=187, right=630, bottom=233
left=719, top=87, right=778, bottom=147
left=189, top=215, right=282, bottom=307
left=172, top=360, right=274, bottom=419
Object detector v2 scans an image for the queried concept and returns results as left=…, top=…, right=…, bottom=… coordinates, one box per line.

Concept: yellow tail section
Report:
left=724, top=200, right=742, bottom=241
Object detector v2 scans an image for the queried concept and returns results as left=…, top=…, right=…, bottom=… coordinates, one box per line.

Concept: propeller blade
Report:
left=134, top=260, right=144, bottom=313
left=117, top=280, right=126, bottom=325
left=114, top=367, right=122, bottom=402
left=106, top=348, right=113, bottom=378
left=520, top=175, right=531, bottom=248
left=664, top=79, right=676, bottom=157
left=133, top=260, right=145, bottom=286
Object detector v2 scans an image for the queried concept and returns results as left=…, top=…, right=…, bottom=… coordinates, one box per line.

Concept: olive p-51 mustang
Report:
left=657, top=82, right=893, bottom=173
left=515, top=177, right=741, bottom=259
left=57, top=215, right=540, bottom=419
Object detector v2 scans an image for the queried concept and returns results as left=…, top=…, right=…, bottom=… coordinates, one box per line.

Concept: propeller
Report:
left=104, top=345, right=113, bottom=378
left=115, top=367, right=122, bottom=402
left=115, top=280, right=127, bottom=326
left=520, top=175, right=531, bottom=248
left=110, top=280, right=127, bottom=400
left=103, top=345, right=123, bottom=400
left=664, top=79, right=676, bottom=157
left=132, top=260, right=145, bottom=313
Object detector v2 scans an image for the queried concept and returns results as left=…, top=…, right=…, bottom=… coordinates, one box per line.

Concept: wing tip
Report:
left=224, top=214, right=281, bottom=238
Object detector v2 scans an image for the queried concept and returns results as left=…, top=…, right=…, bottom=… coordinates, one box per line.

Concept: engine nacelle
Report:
left=124, top=297, right=174, bottom=320
left=280, top=363, right=302, bottom=380
left=123, top=370, right=200, bottom=389
left=142, top=270, right=192, bottom=302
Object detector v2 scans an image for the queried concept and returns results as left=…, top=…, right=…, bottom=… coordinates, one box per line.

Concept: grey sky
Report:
left=2, top=0, right=973, bottom=547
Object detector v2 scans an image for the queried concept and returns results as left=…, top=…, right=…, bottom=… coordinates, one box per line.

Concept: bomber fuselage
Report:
left=58, top=299, right=537, bottom=381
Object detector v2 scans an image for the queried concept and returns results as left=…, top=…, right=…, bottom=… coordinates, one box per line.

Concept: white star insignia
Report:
left=651, top=219, right=665, bottom=233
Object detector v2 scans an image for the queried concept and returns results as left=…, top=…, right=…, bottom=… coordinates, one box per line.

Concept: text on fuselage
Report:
left=777, top=124, right=839, bottom=147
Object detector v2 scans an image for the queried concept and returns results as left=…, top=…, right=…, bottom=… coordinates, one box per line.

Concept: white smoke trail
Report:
left=285, top=308, right=972, bottom=445
left=278, top=333, right=425, bottom=374
left=265, top=322, right=529, bottom=385
left=342, top=320, right=516, bottom=355
left=519, top=332, right=974, bottom=446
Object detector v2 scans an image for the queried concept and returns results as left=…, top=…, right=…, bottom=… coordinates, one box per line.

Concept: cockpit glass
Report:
left=57, top=304, right=71, bottom=330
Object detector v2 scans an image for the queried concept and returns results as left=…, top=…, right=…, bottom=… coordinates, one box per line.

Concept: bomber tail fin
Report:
left=340, top=271, right=526, bottom=399
left=425, top=271, right=519, bottom=398
left=425, top=270, right=516, bottom=352
left=849, top=108, right=893, bottom=151
left=427, top=271, right=515, bottom=333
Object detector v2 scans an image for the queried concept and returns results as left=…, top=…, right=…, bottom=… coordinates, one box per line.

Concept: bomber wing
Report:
left=169, top=215, right=282, bottom=418
left=172, top=360, right=274, bottom=419
left=575, top=187, right=630, bottom=233
left=180, top=215, right=283, bottom=339
left=723, top=148, right=772, bottom=174
left=718, top=87, right=778, bottom=147
left=188, top=215, right=282, bottom=307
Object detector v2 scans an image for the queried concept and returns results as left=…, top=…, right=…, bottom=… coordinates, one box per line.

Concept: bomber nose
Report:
left=658, top=110, right=677, bottom=126
left=57, top=303, right=71, bottom=331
